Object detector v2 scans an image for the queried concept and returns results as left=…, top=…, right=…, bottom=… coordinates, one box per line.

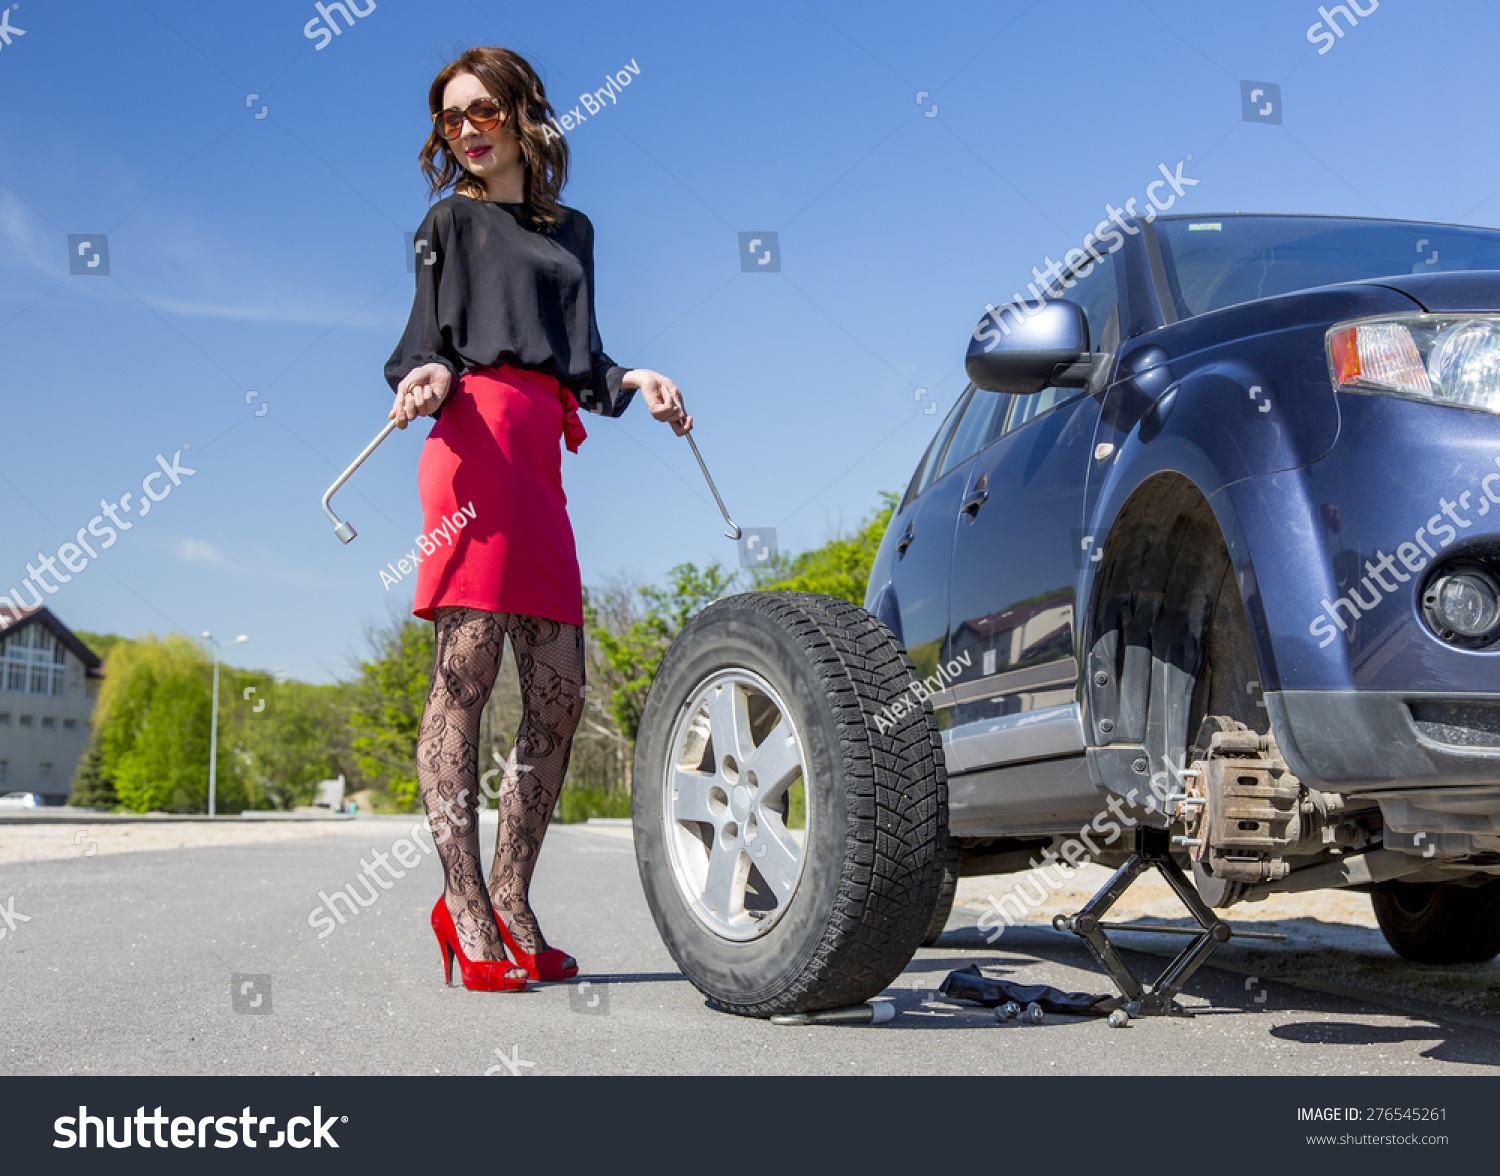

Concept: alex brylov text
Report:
left=540, top=59, right=641, bottom=142
left=873, top=650, right=973, bottom=734
left=380, top=502, right=476, bottom=591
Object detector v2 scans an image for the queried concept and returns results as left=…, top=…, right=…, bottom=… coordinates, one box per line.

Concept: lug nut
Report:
left=1023, top=1002, right=1045, bottom=1024
left=996, top=1001, right=1022, bottom=1022
left=1107, top=1008, right=1130, bottom=1029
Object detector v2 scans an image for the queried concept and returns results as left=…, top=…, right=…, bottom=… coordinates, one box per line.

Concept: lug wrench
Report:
left=684, top=432, right=740, bottom=540
left=323, top=416, right=742, bottom=545
left=321, top=418, right=399, bottom=544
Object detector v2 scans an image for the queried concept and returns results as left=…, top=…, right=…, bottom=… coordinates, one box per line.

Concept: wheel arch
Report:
left=1080, top=472, right=1277, bottom=810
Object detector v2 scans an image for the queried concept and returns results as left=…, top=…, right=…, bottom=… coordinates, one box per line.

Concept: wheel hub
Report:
left=661, top=669, right=810, bottom=942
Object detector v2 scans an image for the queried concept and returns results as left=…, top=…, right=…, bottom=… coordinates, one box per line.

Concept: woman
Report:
left=384, top=46, right=690, bottom=991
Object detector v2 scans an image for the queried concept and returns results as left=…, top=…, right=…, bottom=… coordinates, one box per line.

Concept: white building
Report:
left=0, top=607, right=102, bottom=804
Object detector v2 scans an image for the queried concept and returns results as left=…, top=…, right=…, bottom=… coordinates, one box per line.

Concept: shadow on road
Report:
left=879, top=919, right=1500, bottom=1065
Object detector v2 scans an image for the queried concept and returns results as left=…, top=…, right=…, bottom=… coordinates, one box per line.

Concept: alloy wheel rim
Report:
left=661, top=669, right=810, bottom=942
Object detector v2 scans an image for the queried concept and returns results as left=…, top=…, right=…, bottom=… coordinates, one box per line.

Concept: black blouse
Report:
left=384, top=195, right=634, bottom=421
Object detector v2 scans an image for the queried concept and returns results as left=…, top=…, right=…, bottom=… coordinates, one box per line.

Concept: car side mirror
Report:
left=966, top=300, right=1090, bottom=395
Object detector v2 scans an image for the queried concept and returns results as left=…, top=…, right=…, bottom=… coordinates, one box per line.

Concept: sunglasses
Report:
left=433, top=97, right=506, bottom=141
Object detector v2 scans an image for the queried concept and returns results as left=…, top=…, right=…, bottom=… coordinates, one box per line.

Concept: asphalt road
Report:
left=2, top=816, right=1497, bottom=1076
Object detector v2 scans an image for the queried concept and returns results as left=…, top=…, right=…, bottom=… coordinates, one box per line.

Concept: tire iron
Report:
left=770, top=1002, right=896, bottom=1026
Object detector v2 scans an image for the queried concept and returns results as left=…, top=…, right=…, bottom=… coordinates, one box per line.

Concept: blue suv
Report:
left=864, top=212, right=1500, bottom=966
left=634, top=212, right=1500, bottom=1020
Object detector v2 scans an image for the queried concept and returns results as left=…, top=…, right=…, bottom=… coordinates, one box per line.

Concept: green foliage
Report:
left=73, top=629, right=131, bottom=667
left=586, top=561, right=734, bottom=742
left=69, top=492, right=898, bottom=820
left=556, top=784, right=633, bottom=824
left=581, top=495, right=896, bottom=767
left=91, top=634, right=246, bottom=813
left=346, top=612, right=434, bottom=813
left=750, top=492, right=897, bottom=604
left=67, top=742, right=116, bottom=809
left=234, top=679, right=353, bottom=809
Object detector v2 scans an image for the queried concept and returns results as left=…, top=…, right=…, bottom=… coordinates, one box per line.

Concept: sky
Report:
left=1, top=0, right=1496, bottom=684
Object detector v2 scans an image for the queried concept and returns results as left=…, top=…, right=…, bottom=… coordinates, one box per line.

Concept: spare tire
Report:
left=922, top=838, right=961, bottom=946
left=632, top=591, right=947, bottom=1017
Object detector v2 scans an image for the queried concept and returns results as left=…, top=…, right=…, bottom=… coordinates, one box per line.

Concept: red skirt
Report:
left=411, top=364, right=587, bottom=626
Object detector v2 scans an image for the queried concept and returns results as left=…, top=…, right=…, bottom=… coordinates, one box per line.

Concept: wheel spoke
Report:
left=670, top=768, right=718, bottom=825
left=702, top=840, right=747, bottom=920
left=750, top=815, right=801, bottom=899
left=706, top=680, right=751, bottom=765
left=749, top=716, right=802, bottom=801
left=664, top=670, right=810, bottom=941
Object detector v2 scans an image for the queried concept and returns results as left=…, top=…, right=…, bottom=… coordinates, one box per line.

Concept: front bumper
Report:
left=1268, top=689, right=1500, bottom=858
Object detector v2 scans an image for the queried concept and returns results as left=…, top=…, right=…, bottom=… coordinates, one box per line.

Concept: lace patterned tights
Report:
left=416, top=607, right=584, bottom=963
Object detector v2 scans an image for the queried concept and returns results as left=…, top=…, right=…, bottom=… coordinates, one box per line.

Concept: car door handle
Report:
left=896, top=522, right=915, bottom=557
left=959, top=488, right=988, bottom=518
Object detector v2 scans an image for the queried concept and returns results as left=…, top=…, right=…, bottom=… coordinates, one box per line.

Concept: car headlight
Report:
left=1328, top=314, right=1500, bottom=414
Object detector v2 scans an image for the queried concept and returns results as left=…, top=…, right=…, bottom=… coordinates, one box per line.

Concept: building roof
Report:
left=0, top=606, right=104, bottom=676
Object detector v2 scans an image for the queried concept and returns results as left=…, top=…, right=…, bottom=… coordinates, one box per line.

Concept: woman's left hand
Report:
left=627, top=369, right=692, bottom=435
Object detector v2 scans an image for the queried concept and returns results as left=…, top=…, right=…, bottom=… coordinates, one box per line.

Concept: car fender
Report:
left=865, top=581, right=903, bottom=646
left=1081, top=401, right=1335, bottom=697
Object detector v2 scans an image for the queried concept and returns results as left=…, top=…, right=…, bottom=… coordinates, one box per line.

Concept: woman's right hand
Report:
left=390, top=362, right=454, bottom=428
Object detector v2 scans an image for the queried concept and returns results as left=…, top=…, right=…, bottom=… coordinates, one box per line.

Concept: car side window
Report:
left=1003, top=251, right=1119, bottom=434
left=936, top=387, right=1008, bottom=480
left=904, top=387, right=972, bottom=507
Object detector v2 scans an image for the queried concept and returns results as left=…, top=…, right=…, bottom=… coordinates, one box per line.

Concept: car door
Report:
left=943, top=253, right=1122, bottom=772
left=888, top=381, right=1008, bottom=684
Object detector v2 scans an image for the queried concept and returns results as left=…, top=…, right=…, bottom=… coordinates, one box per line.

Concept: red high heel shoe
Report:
left=431, top=898, right=528, bottom=991
left=491, top=906, right=579, bottom=981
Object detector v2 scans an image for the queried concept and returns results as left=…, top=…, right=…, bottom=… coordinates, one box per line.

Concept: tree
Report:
left=73, top=629, right=130, bottom=666
left=90, top=634, right=246, bottom=813
left=346, top=609, right=434, bottom=812
left=67, top=742, right=116, bottom=809
left=749, top=492, right=897, bottom=604
left=234, top=679, right=356, bottom=809
left=582, top=494, right=896, bottom=754
left=586, top=561, right=734, bottom=741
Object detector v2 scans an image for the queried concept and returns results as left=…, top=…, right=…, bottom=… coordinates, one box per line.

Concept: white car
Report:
left=0, top=792, right=43, bottom=809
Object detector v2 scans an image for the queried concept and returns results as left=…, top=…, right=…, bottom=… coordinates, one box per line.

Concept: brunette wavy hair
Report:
left=418, top=46, right=569, bottom=229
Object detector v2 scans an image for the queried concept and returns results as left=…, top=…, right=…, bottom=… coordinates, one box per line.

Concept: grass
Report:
left=557, top=784, right=632, bottom=823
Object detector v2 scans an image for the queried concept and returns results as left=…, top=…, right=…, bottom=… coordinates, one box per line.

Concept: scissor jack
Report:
left=1051, top=825, right=1285, bottom=1017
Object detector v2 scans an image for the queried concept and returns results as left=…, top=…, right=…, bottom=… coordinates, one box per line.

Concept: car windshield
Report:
left=1154, top=215, right=1500, bottom=318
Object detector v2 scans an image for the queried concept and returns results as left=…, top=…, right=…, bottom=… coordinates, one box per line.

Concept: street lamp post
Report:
left=202, top=631, right=248, bottom=817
